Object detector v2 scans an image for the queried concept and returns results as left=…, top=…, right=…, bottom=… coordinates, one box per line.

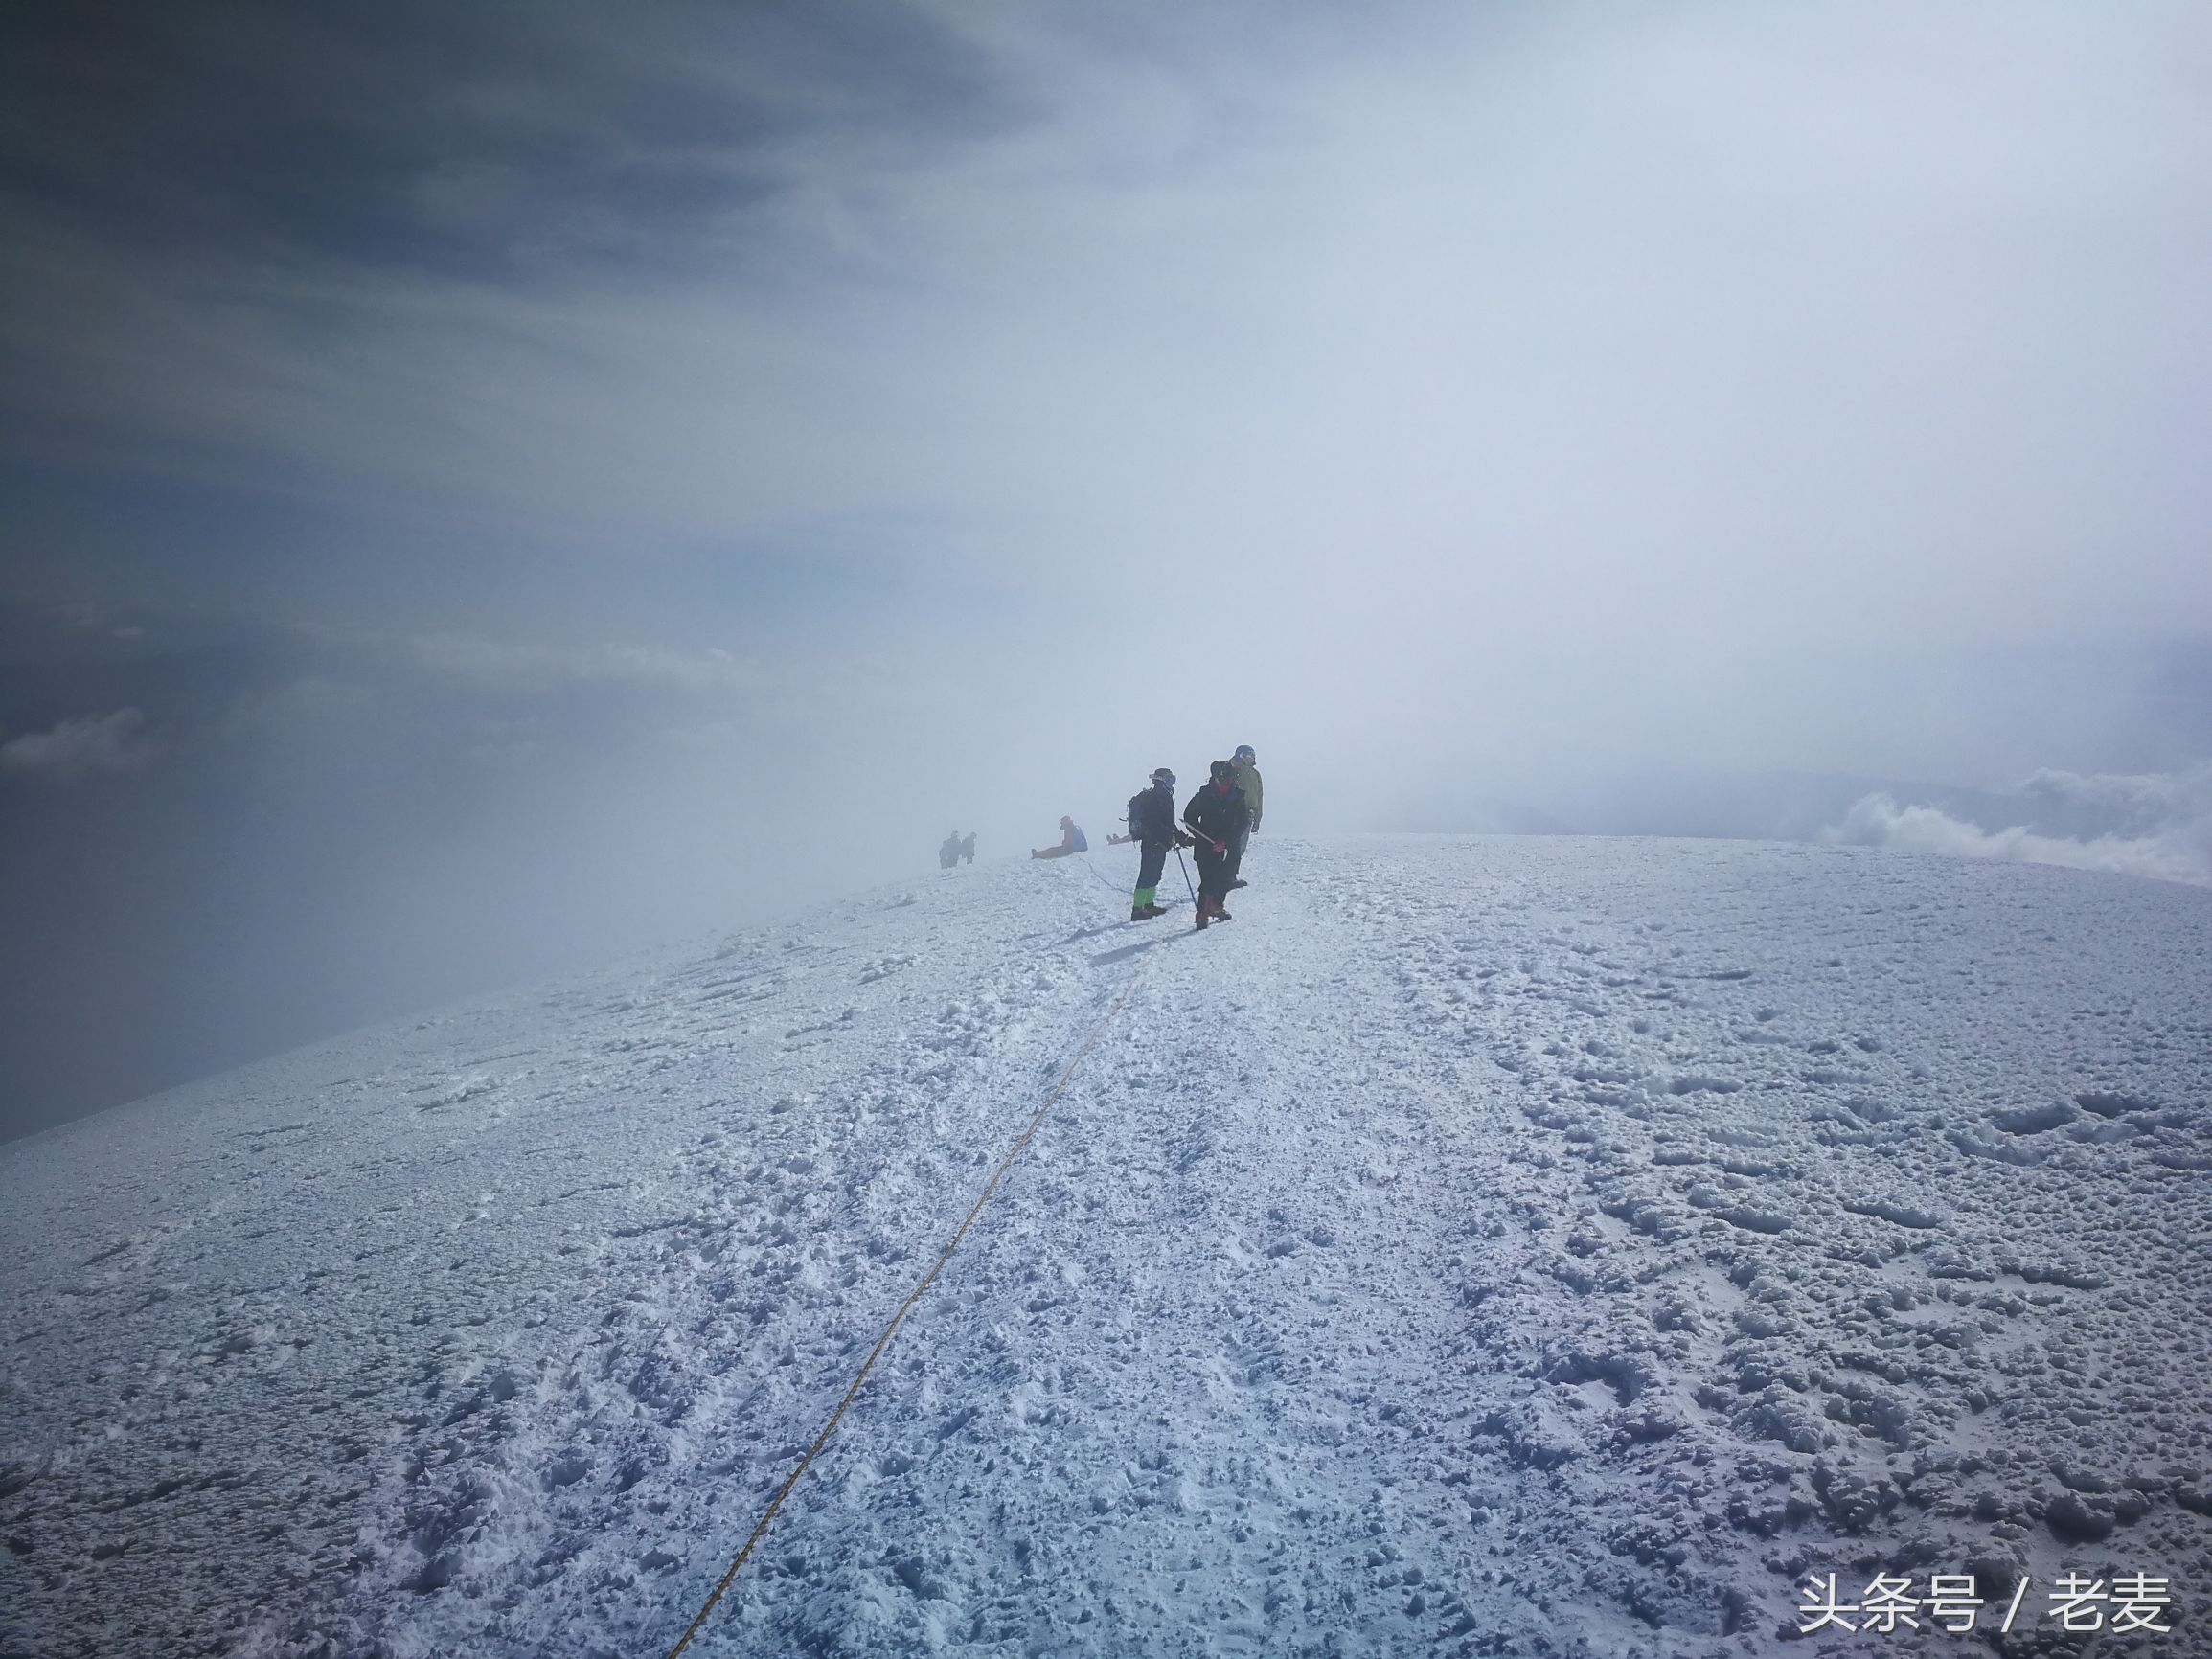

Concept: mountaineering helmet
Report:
left=1210, top=759, right=1237, bottom=784
left=1234, top=744, right=1255, bottom=762
left=1151, top=767, right=1175, bottom=786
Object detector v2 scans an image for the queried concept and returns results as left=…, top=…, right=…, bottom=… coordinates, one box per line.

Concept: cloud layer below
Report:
left=1830, top=763, right=2212, bottom=886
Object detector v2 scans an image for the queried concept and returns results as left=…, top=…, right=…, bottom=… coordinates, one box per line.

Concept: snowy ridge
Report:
left=4, top=836, right=2211, bottom=1656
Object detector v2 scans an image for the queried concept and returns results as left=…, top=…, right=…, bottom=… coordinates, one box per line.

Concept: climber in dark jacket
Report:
left=1182, top=761, right=1251, bottom=927
left=1125, top=768, right=1188, bottom=920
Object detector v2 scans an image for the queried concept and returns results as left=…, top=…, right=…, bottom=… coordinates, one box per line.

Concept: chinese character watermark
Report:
left=1796, top=1571, right=2173, bottom=1637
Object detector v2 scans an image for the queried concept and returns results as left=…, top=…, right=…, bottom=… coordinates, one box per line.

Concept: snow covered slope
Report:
left=5, top=837, right=2211, bottom=1657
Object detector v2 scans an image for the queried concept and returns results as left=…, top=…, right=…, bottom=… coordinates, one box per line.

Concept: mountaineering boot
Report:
left=1193, top=895, right=1212, bottom=929
left=1131, top=902, right=1166, bottom=920
left=1229, top=876, right=1248, bottom=889
left=1215, top=902, right=1234, bottom=921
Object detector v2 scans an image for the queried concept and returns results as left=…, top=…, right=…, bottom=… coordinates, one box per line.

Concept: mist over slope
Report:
left=4, top=836, right=2209, bottom=1656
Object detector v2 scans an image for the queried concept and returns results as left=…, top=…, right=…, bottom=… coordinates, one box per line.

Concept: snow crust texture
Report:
left=4, top=837, right=2211, bottom=1657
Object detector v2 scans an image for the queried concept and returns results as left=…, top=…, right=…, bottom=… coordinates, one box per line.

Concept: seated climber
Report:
left=1030, top=816, right=1088, bottom=859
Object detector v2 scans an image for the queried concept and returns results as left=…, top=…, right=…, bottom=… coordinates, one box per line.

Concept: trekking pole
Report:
left=1173, top=846, right=1198, bottom=906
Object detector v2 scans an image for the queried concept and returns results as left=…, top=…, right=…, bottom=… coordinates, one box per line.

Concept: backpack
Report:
left=1126, top=791, right=1147, bottom=840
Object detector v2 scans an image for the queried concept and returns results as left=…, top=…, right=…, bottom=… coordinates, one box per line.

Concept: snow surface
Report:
left=5, top=835, right=2212, bottom=1658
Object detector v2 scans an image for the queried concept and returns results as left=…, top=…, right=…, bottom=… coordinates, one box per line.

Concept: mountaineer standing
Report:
left=1182, top=761, right=1251, bottom=928
left=1227, top=743, right=1262, bottom=890
left=1125, top=768, right=1187, bottom=920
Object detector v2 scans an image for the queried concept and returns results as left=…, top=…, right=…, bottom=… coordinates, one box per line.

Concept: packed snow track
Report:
left=5, top=836, right=2210, bottom=1657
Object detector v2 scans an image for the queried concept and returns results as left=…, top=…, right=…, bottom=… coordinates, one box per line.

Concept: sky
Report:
left=3, top=0, right=2209, bottom=1138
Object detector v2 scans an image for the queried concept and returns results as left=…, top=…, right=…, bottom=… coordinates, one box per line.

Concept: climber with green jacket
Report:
left=1228, top=743, right=1262, bottom=890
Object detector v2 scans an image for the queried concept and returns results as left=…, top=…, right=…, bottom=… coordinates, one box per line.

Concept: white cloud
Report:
left=403, top=633, right=767, bottom=695
left=2016, top=763, right=2206, bottom=831
left=0, top=708, right=151, bottom=778
left=1828, top=762, right=2212, bottom=886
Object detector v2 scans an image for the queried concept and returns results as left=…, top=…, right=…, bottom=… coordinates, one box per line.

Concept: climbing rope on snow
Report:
left=659, top=967, right=1146, bottom=1658
left=1076, top=844, right=1189, bottom=907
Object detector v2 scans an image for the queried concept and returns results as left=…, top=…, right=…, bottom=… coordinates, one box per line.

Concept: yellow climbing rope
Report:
left=661, top=968, right=1144, bottom=1658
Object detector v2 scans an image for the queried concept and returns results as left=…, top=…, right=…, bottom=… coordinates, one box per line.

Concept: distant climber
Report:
left=1183, top=761, right=1251, bottom=928
left=1125, top=768, right=1190, bottom=920
left=1031, top=817, right=1088, bottom=859
left=1228, top=743, right=1263, bottom=889
left=959, top=832, right=975, bottom=864
left=939, top=831, right=963, bottom=870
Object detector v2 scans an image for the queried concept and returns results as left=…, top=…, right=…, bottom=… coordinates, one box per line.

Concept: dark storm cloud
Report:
left=0, top=0, right=1024, bottom=281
